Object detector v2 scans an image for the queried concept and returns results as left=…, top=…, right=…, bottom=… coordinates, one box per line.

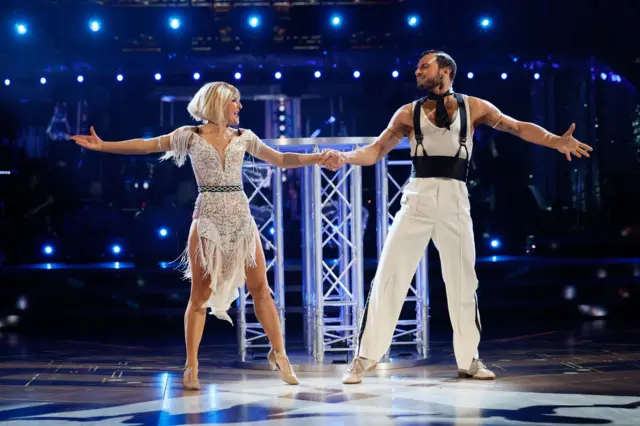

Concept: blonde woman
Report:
left=71, top=82, right=324, bottom=389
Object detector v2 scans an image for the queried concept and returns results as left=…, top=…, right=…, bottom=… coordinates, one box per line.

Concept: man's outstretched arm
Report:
left=326, top=104, right=413, bottom=168
left=471, top=97, right=593, bottom=161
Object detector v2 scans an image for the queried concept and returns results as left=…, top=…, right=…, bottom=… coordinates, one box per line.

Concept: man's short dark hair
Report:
left=420, top=50, right=457, bottom=82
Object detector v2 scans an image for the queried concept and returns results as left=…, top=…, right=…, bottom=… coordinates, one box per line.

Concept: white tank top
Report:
left=409, top=94, right=473, bottom=160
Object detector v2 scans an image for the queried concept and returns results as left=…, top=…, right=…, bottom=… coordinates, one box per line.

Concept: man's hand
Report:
left=552, top=123, right=593, bottom=161
left=319, top=149, right=345, bottom=171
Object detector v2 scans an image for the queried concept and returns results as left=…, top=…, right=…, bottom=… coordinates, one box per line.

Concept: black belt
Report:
left=411, top=156, right=468, bottom=182
left=198, top=185, right=243, bottom=193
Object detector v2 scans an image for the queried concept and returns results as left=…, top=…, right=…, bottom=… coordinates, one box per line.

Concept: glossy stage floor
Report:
left=1, top=322, right=639, bottom=426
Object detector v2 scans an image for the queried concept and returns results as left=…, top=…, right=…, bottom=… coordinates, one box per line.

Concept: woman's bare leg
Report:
left=245, top=236, right=298, bottom=384
left=245, top=235, right=284, bottom=353
left=184, top=222, right=212, bottom=375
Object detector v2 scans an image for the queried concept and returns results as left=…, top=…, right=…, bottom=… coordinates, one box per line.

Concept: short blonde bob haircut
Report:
left=187, top=82, right=240, bottom=127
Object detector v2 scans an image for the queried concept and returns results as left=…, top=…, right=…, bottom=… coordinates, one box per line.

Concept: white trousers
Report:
left=358, top=178, right=481, bottom=370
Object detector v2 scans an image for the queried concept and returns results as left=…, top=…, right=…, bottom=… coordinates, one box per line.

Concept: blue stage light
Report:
left=16, top=23, right=28, bottom=35
left=480, top=17, right=492, bottom=28
left=169, top=17, right=181, bottom=30
left=248, top=15, right=260, bottom=28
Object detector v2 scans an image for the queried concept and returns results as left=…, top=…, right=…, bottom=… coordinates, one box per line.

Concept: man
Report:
left=321, top=50, right=593, bottom=384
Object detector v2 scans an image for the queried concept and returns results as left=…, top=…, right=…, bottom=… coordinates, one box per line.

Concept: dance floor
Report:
left=1, top=325, right=639, bottom=425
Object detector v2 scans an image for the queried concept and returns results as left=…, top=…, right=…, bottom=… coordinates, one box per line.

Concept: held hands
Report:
left=70, top=126, right=104, bottom=152
left=316, top=149, right=346, bottom=171
left=553, top=123, right=593, bottom=161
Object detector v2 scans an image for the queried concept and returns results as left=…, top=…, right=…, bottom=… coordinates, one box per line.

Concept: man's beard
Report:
left=417, top=75, right=443, bottom=92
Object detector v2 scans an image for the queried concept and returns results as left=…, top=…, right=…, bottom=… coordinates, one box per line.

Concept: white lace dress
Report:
left=161, top=127, right=266, bottom=324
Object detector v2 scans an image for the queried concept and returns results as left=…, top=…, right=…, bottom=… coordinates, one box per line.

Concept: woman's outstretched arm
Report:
left=71, top=126, right=181, bottom=155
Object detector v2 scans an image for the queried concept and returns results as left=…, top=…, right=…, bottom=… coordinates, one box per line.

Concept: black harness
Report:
left=411, top=93, right=470, bottom=182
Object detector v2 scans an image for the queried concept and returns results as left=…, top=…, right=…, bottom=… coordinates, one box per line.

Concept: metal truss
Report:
left=303, top=144, right=364, bottom=363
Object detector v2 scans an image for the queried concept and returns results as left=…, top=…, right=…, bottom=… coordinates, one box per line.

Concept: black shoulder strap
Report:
left=454, top=93, right=469, bottom=159
left=412, top=97, right=427, bottom=157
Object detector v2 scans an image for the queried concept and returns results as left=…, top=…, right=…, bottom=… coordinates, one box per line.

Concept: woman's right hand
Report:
left=71, top=126, right=104, bottom=152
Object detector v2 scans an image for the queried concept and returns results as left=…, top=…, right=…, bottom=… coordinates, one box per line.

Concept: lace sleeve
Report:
left=245, top=130, right=267, bottom=157
left=160, top=127, right=193, bottom=167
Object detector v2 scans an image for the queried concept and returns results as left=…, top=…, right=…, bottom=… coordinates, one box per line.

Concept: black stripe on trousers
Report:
left=474, top=292, right=482, bottom=333
left=355, top=280, right=375, bottom=358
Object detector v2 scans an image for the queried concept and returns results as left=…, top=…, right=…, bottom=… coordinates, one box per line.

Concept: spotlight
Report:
left=169, top=17, right=181, bottom=30
left=155, top=73, right=162, bottom=81
left=158, top=228, right=168, bottom=238
left=248, top=15, right=260, bottom=28
left=501, top=73, right=508, bottom=80
left=314, top=70, right=322, bottom=78
left=40, top=77, right=47, bottom=85
left=600, top=72, right=607, bottom=81
left=269, top=227, right=275, bottom=235
left=274, top=71, right=282, bottom=80
left=534, top=72, right=540, bottom=80
left=15, top=23, right=27, bottom=35
left=407, top=15, right=419, bottom=27
left=112, top=245, right=122, bottom=255
left=4, top=79, right=9, bottom=86
left=89, top=20, right=101, bottom=32
left=480, top=17, right=492, bottom=28
left=193, top=72, right=200, bottom=80
left=353, top=70, right=360, bottom=79
left=142, top=181, right=149, bottom=190
left=43, top=245, right=54, bottom=256
left=17, top=296, right=28, bottom=310
left=467, top=72, right=474, bottom=79
left=77, top=75, right=84, bottom=83
left=234, top=72, right=242, bottom=80
left=392, top=70, right=399, bottom=78
left=330, top=15, right=342, bottom=27
left=490, top=239, right=501, bottom=249
left=116, top=74, right=124, bottom=82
